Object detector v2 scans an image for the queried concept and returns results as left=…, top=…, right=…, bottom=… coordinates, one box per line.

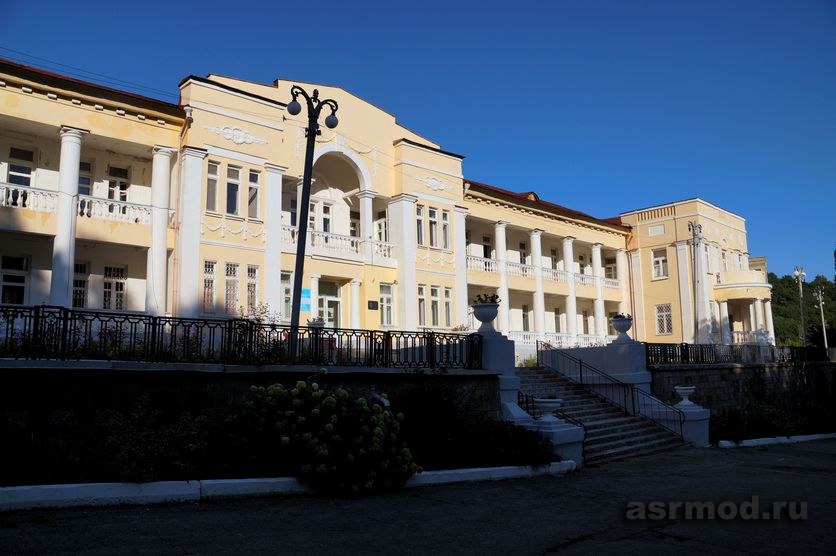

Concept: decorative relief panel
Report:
left=206, top=126, right=268, bottom=145
left=416, top=175, right=449, bottom=191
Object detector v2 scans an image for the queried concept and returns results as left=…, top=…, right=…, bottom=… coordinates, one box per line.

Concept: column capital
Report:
left=389, top=193, right=418, bottom=204
left=350, top=278, right=362, bottom=286
left=592, top=242, right=602, bottom=250
left=562, top=236, right=575, bottom=244
left=264, top=162, right=289, bottom=175
left=453, top=205, right=469, bottom=215
left=356, top=190, right=376, bottom=200
left=59, top=126, right=87, bottom=142
left=152, top=145, right=176, bottom=158
left=310, top=274, right=321, bottom=280
left=181, top=146, right=208, bottom=159
left=494, top=220, right=507, bottom=230
left=530, top=228, right=543, bottom=238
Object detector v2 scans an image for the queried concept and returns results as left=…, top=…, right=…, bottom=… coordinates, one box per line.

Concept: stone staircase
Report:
left=518, top=367, right=684, bottom=465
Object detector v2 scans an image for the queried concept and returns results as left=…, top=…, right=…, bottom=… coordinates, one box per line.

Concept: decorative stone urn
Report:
left=611, top=315, right=634, bottom=343
left=674, top=385, right=697, bottom=407
left=534, top=398, right=563, bottom=422
left=471, top=303, right=500, bottom=335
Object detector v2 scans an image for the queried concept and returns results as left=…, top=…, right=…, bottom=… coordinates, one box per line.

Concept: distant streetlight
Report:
left=285, top=86, right=339, bottom=329
left=813, top=287, right=828, bottom=350
left=793, top=266, right=807, bottom=348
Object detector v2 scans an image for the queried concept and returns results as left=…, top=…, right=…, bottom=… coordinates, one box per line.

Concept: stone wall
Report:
left=650, top=362, right=836, bottom=415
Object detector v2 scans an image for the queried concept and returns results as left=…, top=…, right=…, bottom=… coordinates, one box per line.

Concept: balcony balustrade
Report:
left=371, top=240, right=395, bottom=259
left=77, top=195, right=152, bottom=224
left=506, top=330, right=612, bottom=348
left=467, top=255, right=498, bottom=273
left=543, top=268, right=568, bottom=283
left=603, top=277, right=620, bottom=289
left=506, top=261, right=535, bottom=278
left=574, top=273, right=595, bottom=287
left=310, top=230, right=361, bottom=255
left=0, top=184, right=58, bottom=212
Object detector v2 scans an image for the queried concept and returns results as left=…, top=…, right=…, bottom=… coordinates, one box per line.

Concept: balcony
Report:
left=78, top=195, right=152, bottom=224
left=716, top=270, right=768, bottom=286
left=574, top=273, right=595, bottom=287
left=281, top=226, right=395, bottom=265
left=506, top=261, right=535, bottom=278
left=506, top=330, right=614, bottom=348
left=1, top=184, right=58, bottom=213
left=467, top=255, right=498, bottom=273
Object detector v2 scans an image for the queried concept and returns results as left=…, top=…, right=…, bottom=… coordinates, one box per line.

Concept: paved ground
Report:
left=1, top=440, right=835, bottom=555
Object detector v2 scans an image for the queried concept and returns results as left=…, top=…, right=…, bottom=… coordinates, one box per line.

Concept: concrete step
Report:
left=584, top=438, right=685, bottom=466
left=585, top=430, right=678, bottom=452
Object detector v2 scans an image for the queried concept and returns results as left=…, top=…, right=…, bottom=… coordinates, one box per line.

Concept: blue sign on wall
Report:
left=300, top=288, right=311, bottom=311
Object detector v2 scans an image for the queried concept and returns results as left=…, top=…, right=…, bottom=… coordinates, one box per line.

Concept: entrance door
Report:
left=318, top=281, right=341, bottom=328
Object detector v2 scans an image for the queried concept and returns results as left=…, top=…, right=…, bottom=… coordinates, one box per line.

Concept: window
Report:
left=416, top=205, right=424, bottom=245
left=652, top=249, right=668, bottom=279
left=418, top=285, right=427, bottom=327
left=78, top=162, right=93, bottom=216
left=441, top=211, right=450, bottom=249
left=224, top=263, right=239, bottom=314
left=206, top=162, right=219, bottom=212
left=246, top=265, right=258, bottom=313
left=430, top=287, right=440, bottom=327
left=322, top=204, right=331, bottom=233
left=656, top=304, right=673, bottom=335
left=226, top=167, right=240, bottom=215
left=428, top=208, right=438, bottom=247
left=550, top=248, right=560, bottom=269
left=203, top=261, right=216, bottom=313
left=553, top=308, right=561, bottom=332
left=1, top=255, right=28, bottom=305
left=444, top=288, right=452, bottom=327
left=103, top=266, right=126, bottom=310
left=281, top=272, right=292, bottom=319
left=519, top=242, right=528, bottom=264
left=522, top=304, right=530, bottom=332
left=375, top=210, right=388, bottom=242
left=350, top=211, right=360, bottom=238
left=107, top=166, right=129, bottom=215
left=290, top=199, right=297, bottom=227
left=247, top=170, right=260, bottom=219
left=72, top=262, right=88, bottom=308
left=380, top=283, right=393, bottom=326
left=8, top=147, right=34, bottom=186
left=604, top=257, right=617, bottom=279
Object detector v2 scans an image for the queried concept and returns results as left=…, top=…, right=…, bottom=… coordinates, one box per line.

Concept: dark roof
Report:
left=179, top=75, right=287, bottom=108
left=464, top=179, right=630, bottom=232
left=0, top=57, right=183, bottom=118
left=395, top=137, right=465, bottom=160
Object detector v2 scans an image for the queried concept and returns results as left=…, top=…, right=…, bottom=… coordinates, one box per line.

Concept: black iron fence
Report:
left=645, top=342, right=827, bottom=367
left=0, top=305, right=482, bottom=369
left=537, top=341, right=684, bottom=437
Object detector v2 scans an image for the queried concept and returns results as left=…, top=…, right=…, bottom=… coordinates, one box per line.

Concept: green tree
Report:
left=768, top=272, right=835, bottom=348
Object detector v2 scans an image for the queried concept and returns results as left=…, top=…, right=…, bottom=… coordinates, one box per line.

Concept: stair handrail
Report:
left=517, top=391, right=587, bottom=440
left=536, top=340, right=684, bottom=437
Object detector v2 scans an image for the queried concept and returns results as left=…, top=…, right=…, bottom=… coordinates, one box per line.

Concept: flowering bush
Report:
left=472, top=293, right=501, bottom=304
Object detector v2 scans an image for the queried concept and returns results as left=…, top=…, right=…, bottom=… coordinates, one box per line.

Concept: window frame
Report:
left=416, top=205, right=425, bottom=246
left=380, top=283, right=394, bottom=326
left=247, top=170, right=260, bottom=220
left=203, top=260, right=216, bottom=314
left=444, top=287, right=452, bottom=328
left=206, top=161, right=219, bottom=213
left=652, top=248, right=669, bottom=279
left=72, top=261, right=89, bottom=309
left=1, top=255, right=29, bottom=305
left=7, top=147, right=34, bottom=187
left=224, top=262, right=240, bottom=314
left=655, top=303, right=673, bottom=335
left=246, top=264, right=258, bottom=314
left=226, top=166, right=241, bottom=216
left=103, top=265, right=127, bottom=311
left=417, top=285, right=427, bottom=327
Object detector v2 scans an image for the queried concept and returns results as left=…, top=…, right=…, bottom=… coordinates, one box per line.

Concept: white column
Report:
left=629, top=250, right=645, bottom=340
left=495, top=221, right=510, bottom=333
left=175, top=147, right=208, bottom=317
left=592, top=243, right=606, bottom=337
left=531, top=229, right=545, bottom=335
left=49, top=126, right=86, bottom=307
left=675, top=241, right=694, bottom=343
left=754, top=297, right=765, bottom=333
left=350, top=279, right=361, bottom=329
left=453, top=206, right=469, bottom=327
left=264, top=163, right=287, bottom=313
left=748, top=302, right=756, bottom=334
left=616, top=248, right=629, bottom=316
left=692, top=231, right=713, bottom=344
left=388, top=194, right=417, bottom=330
left=145, top=146, right=175, bottom=315
left=764, top=300, right=775, bottom=345
left=719, top=301, right=731, bottom=345
left=563, top=236, right=577, bottom=339
left=357, top=190, right=375, bottom=260
left=310, top=275, right=320, bottom=321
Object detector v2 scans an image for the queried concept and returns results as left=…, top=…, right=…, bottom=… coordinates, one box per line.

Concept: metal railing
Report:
left=0, top=305, right=482, bottom=369
left=537, top=341, right=684, bottom=437
left=645, top=342, right=827, bottom=366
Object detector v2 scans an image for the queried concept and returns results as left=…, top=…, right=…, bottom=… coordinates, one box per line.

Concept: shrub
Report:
left=517, top=355, right=539, bottom=368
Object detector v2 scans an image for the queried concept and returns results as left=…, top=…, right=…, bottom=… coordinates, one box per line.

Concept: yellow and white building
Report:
left=0, top=58, right=775, bottom=347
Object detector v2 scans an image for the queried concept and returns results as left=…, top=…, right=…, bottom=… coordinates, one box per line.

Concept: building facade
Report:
left=0, top=58, right=774, bottom=347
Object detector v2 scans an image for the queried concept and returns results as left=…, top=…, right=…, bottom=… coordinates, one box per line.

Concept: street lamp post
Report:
left=285, top=86, right=339, bottom=330
left=813, top=287, right=828, bottom=350
left=793, top=266, right=807, bottom=348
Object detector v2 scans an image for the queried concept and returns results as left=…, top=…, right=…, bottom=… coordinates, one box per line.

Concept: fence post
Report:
left=30, top=305, right=41, bottom=359
left=427, top=330, right=436, bottom=369
left=59, top=307, right=69, bottom=359
left=149, top=315, right=158, bottom=361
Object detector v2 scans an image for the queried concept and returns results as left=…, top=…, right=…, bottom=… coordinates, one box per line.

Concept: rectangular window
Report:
left=441, top=210, right=450, bottom=249
left=428, top=208, right=438, bottom=247
left=107, top=166, right=128, bottom=215
left=72, top=262, right=88, bottom=308
left=103, top=266, right=127, bottom=310
left=380, top=283, right=393, bottom=326
left=8, top=147, right=34, bottom=187
left=78, top=162, right=92, bottom=196
left=656, top=303, right=673, bottom=335
left=550, top=248, right=559, bottom=269
left=519, top=243, right=528, bottom=264
left=522, top=304, right=530, bottom=332
left=247, top=170, right=260, bottom=219
left=281, top=272, right=292, bottom=320
left=290, top=199, right=297, bottom=227
left=226, top=166, right=240, bottom=215
left=1, top=255, right=29, bottom=305
left=206, top=162, right=219, bottom=212
left=203, top=261, right=216, bottom=313
left=430, top=286, right=440, bottom=327
left=224, top=263, right=239, bottom=314
left=652, top=249, right=668, bottom=279
left=554, top=308, right=561, bottom=332
left=418, top=285, right=427, bottom=327
left=322, top=204, right=331, bottom=233
left=376, top=210, right=388, bottom=242
left=416, top=205, right=424, bottom=245
left=247, top=265, right=258, bottom=314
left=604, top=257, right=617, bottom=279
left=350, top=211, right=360, bottom=238
left=444, top=287, right=452, bottom=327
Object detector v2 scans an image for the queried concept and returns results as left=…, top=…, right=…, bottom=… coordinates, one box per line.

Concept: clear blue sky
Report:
left=3, top=0, right=835, bottom=280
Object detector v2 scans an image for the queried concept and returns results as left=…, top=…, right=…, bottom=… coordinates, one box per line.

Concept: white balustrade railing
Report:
left=0, top=184, right=58, bottom=212
left=282, top=225, right=298, bottom=245
left=77, top=195, right=152, bottom=224
left=310, top=230, right=361, bottom=254
left=506, top=331, right=611, bottom=348
left=506, top=261, right=535, bottom=278
left=574, top=273, right=595, bottom=287
left=467, top=255, right=498, bottom=273
left=543, top=268, right=568, bottom=283
left=543, top=332, right=576, bottom=348
left=576, top=333, right=607, bottom=347
left=731, top=330, right=759, bottom=344
left=603, top=278, right=620, bottom=289
left=506, top=331, right=541, bottom=345
left=371, top=241, right=395, bottom=259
